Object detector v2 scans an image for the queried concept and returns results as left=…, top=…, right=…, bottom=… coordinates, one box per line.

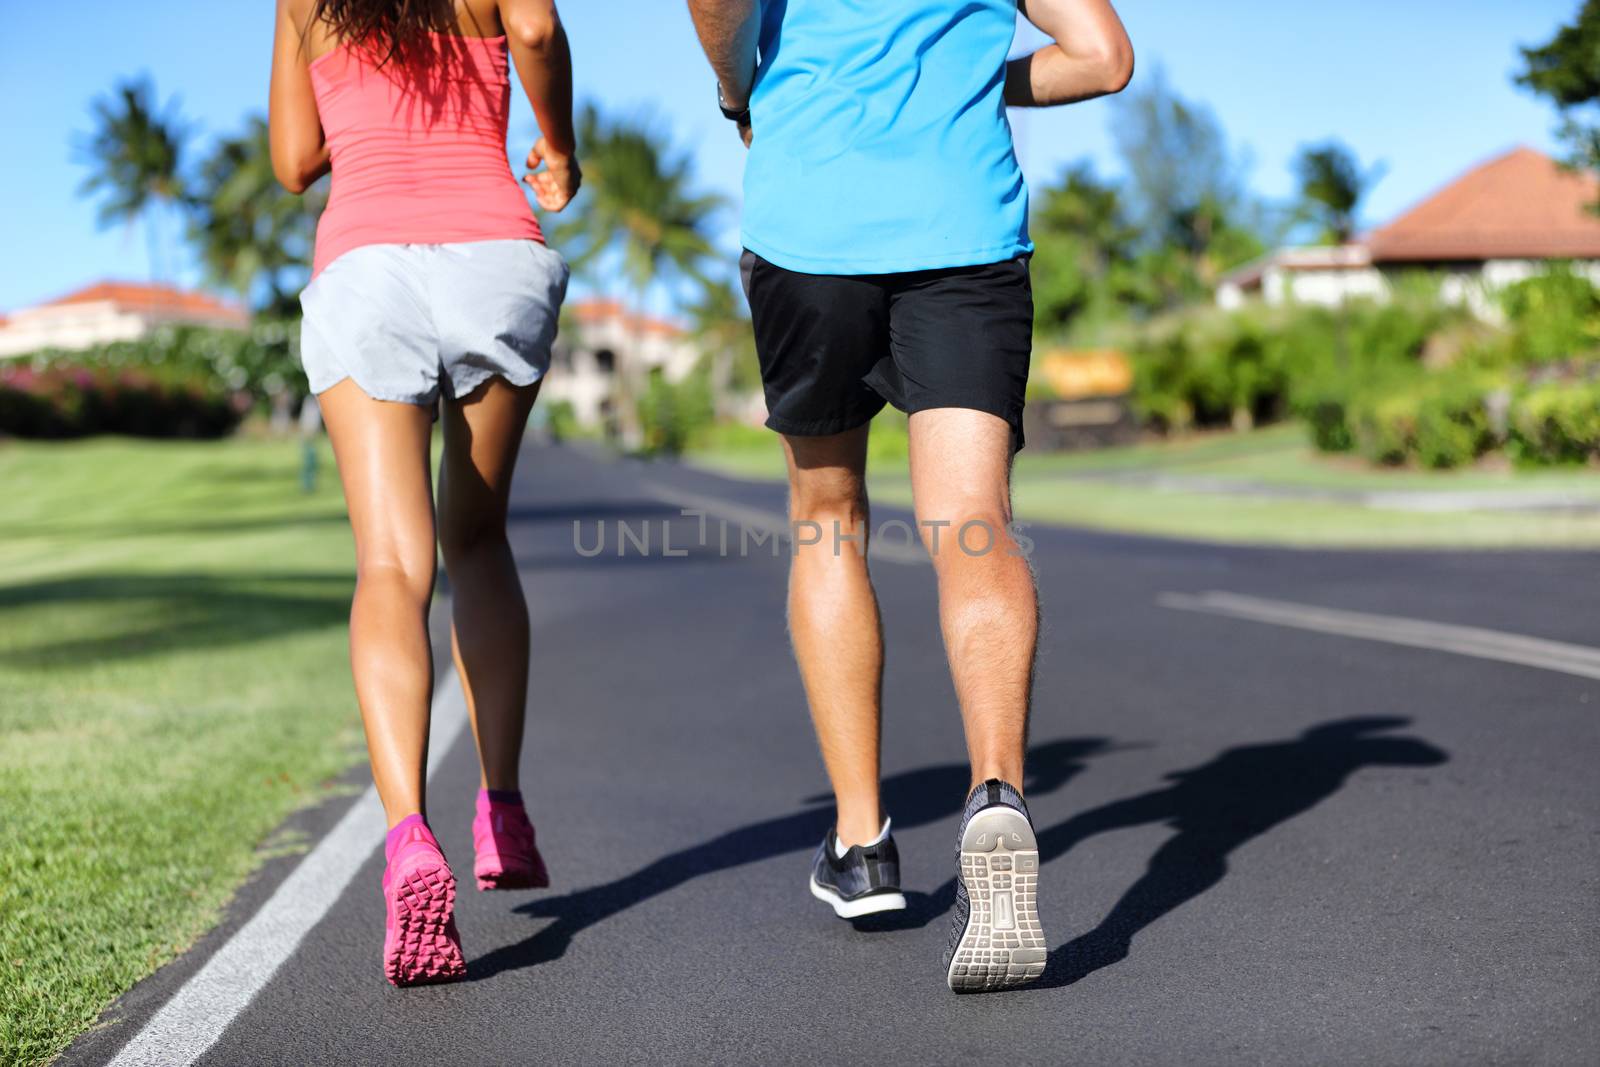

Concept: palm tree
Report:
left=1029, top=163, right=1140, bottom=328
left=688, top=279, right=759, bottom=417
left=189, top=115, right=325, bottom=317
left=78, top=75, right=191, bottom=280
left=553, top=103, right=723, bottom=445
left=1293, top=141, right=1384, bottom=246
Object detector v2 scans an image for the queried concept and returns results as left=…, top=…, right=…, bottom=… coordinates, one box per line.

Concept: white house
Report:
left=0, top=281, right=249, bottom=357
left=543, top=298, right=701, bottom=429
left=1218, top=147, right=1600, bottom=317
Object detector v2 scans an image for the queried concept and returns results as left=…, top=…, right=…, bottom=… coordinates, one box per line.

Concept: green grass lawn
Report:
left=0, top=436, right=366, bottom=1066
left=688, top=420, right=1600, bottom=548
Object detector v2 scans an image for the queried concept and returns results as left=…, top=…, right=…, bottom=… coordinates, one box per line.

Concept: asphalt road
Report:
left=68, top=442, right=1600, bottom=1065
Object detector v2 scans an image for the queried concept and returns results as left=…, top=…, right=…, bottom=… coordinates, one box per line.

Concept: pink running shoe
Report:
left=472, top=789, right=550, bottom=891
left=381, top=815, right=466, bottom=986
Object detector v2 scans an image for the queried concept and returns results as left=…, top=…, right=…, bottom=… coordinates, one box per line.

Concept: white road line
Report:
left=643, top=484, right=931, bottom=567
left=107, top=666, right=469, bottom=1067
left=1159, top=590, right=1600, bottom=681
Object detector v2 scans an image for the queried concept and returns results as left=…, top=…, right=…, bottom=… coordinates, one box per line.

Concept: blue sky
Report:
left=0, top=0, right=1578, bottom=312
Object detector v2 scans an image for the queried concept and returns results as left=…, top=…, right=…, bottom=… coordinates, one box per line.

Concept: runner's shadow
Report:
left=1020, top=716, right=1448, bottom=990
left=467, top=736, right=1115, bottom=981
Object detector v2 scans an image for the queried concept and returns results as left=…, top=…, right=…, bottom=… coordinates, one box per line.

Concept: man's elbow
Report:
left=1096, top=38, right=1135, bottom=95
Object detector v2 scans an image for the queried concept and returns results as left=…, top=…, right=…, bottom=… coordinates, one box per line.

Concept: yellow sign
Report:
left=1036, top=349, right=1133, bottom=400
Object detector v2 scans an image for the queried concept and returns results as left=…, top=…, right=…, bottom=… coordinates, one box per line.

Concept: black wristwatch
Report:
left=717, top=84, right=751, bottom=125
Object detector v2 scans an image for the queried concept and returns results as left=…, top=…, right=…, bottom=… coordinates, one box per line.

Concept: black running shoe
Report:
left=809, top=828, right=907, bottom=918
left=943, top=779, right=1046, bottom=992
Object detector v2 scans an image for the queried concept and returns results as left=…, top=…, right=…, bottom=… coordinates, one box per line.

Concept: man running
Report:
left=685, top=0, right=1132, bottom=992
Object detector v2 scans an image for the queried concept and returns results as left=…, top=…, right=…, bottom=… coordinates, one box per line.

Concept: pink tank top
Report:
left=308, top=33, right=544, bottom=278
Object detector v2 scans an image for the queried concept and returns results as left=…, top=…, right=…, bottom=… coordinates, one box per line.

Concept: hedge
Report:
left=0, top=363, right=243, bottom=439
left=1509, top=378, right=1600, bottom=466
left=0, top=324, right=304, bottom=439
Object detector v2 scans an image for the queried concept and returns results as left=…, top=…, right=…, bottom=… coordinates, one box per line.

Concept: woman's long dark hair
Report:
left=307, top=0, right=463, bottom=67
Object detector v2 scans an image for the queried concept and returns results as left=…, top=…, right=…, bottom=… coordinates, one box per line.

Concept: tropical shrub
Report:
left=1345, top=370, right=1501, bottom=469
left=1354, top=389, right=1419, bottom=467
left=637, top=365, right=714, bottom=457
left=1128, top=297, right=1456, bottom=441
left=1412, top=374, right=1496, bottom=469
left=542, top=399, right=579, bottom=441
left=0, top=362, right=241, bottom=439
left=1129, top=328, right=1198, bottom=432
left=9, top=323, right=304, bottom=413
left=1499, top=266, right=1600, bottom=365
left=1508, top=378, right=1600, bottom=465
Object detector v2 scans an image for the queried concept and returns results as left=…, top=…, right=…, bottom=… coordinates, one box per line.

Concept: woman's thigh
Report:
left=318, top=379, right=438, bottom=586
left=437, top=377, right=542, bottom=551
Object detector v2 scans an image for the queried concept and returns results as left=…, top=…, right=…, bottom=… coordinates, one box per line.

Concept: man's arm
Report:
left=686, top=0, right=760, bottom=107
left=1007, top=0, right=1134, bottom=108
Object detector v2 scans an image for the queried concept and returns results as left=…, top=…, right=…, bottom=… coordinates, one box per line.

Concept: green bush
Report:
left=1349, top=371, right=1499, bottom=469
left=1414, top=376, right=1495, bottom=469
left=1295, top=376, right=1356, bottom=453
left=1130, top=329, right=1197, bottom=432
left=1355, top=390, right=1418, bottom=467
left=0, top=363, right=241, bottom=440
left=1500, top=266, right=1600, bottom=365
left=638, top=366, right=714, bottom=457
left=1129, top=295, right=1463, bottom=443
left=542, top=399, right=579, bottom=441
left=11, top=323, right=304, bottom=413
left=1509, top=379, right=1600, bottom=466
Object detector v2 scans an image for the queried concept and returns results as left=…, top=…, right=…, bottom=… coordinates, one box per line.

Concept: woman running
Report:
left=269, top=0, right=578, bottom=985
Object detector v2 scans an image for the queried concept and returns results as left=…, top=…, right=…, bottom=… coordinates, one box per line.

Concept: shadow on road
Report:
left=467, top=737, right=1116, bottom=981
left=469, top=718, right=1447, bottom=989
left=1027, top=716, right=1448, bottom=989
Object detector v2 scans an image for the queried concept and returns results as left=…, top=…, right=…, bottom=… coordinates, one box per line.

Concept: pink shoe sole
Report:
left=384, top=858, right=467, bottom=987
left=474, top=851, right=550, bottom=892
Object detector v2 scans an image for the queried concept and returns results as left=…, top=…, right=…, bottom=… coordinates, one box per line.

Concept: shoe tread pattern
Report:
left=946, top=808, right=1045, bottom=993
left=386, top=860, right=467, bottom=986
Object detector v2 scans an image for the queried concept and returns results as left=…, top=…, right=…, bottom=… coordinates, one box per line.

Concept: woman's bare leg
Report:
left=438, top=378, right=542, bottom=792
left=319, top=380, right=439, bottom=828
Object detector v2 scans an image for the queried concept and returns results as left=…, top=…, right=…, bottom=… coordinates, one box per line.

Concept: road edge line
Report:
left=1159, top=590, right=1600, bottom=681
left=103, top=665, right=469, bottom=1067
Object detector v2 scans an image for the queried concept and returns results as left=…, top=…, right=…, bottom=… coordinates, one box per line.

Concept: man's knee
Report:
left=788, top=471, right=868, bottom=528
left=919, top=504, right=1014, bottom=566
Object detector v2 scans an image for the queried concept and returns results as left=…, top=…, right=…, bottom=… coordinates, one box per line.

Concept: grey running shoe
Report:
left=943, top=779, right=1046, bottom=992
left=809, top=828, right=907, bottom=919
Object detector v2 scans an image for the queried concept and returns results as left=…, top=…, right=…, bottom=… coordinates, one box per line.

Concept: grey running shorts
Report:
left=299, top=239, right=569, bottom=405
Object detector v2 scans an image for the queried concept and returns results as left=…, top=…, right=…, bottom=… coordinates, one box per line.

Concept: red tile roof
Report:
left=1365, top=147, right=1600, bottom=262
left=38, top=281, right=249, bottom=325
left=568, top=298, right=684, bottom=338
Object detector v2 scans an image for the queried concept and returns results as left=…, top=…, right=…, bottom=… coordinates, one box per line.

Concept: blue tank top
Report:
left=742, top=0, right=1032, bottom=275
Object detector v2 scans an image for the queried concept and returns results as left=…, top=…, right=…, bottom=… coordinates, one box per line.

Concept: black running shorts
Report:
left=739, top=251, right=1034, bottom=449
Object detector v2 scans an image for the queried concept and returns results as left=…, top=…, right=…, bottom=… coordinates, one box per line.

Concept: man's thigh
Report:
left=741, top=250, right=891, bottom=437
left=876, top=257, right=1033, bottom=451
left=908, top=407, right=1017, bottom=546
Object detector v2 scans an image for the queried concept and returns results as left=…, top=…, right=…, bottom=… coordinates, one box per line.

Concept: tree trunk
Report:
left=611, top=289, right=648, bottom=452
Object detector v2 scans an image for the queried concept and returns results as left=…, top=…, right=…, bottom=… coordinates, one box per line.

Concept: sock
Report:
left=833, top=816, right=892, bottom=858
left=482, top=788, right=523, bottom=807
left=962, top=778, right=1029, bottom=824
left=384, top=813, right=434, bottom=861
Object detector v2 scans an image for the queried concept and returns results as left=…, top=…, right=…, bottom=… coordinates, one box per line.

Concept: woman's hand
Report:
left=524, top=137, right=581, bottom=212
